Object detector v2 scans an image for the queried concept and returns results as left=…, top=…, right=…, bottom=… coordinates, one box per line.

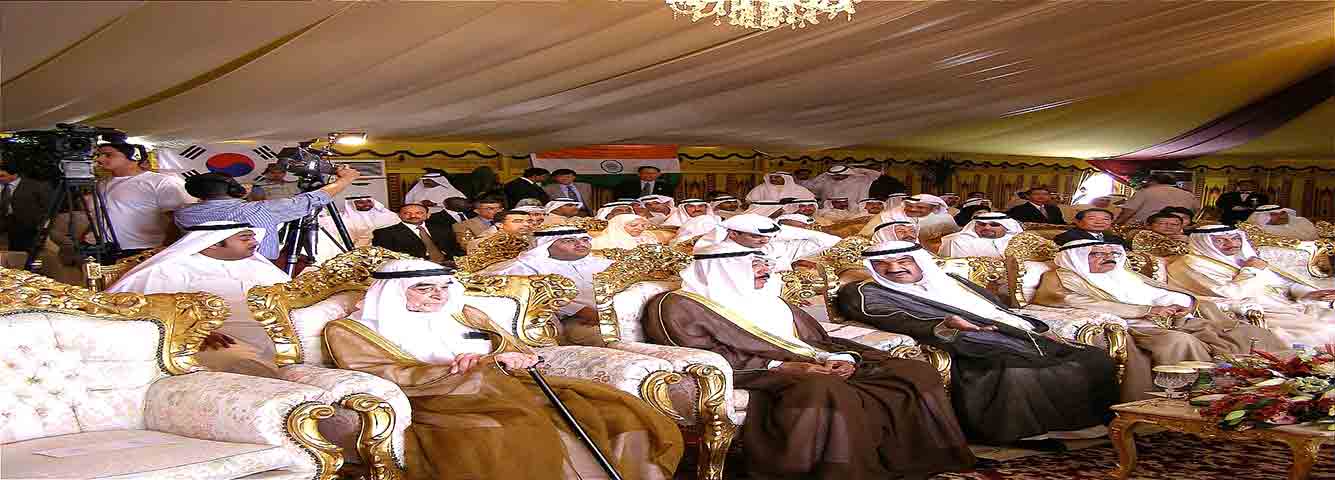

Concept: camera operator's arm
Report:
left=317, top=166, right=361, bottom=198
left=249, top=166, right=362, bottom=223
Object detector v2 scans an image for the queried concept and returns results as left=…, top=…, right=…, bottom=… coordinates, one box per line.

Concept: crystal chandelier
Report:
left=666, top=0, right=859, bottom=30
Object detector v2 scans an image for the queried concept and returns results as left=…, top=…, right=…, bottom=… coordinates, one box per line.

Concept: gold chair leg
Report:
left=287, top=402, right=343, bottom=480
left=685, top=364, right=738, bottom=480
left=341, top=393, right=406, bottom=480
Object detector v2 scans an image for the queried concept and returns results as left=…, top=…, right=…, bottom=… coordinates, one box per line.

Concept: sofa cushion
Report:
left=822, top=322, right=917, bottom=351
left=0, top=340, right=90, bottom=444
left=1019, top=260, right=1053, bottom=304
left=1, top=429, right=292, bottom=479
left=289, top=292, right=362, bottom=367
left=1, top=312, right=165, bottom=439
left=612, top=281, right=677, bottom=342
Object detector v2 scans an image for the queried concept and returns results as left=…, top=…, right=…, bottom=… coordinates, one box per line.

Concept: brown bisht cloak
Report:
left=324, top=305, right=683, bottom=480
left=643, top=291, right=976, bottom=480
left=837, top=277, right=1118, bottom=445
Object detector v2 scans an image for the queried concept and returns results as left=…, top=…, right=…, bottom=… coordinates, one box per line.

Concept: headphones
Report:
left=183, top=170, right=247, bottom=198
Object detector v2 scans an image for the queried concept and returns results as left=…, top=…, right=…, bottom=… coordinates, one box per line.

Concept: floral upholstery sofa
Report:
left=590, top=244, right=941, bottom=480
left=1236, top=222, right=1335, bottom=289
left=246, top=247, right=683, bottom=480
left=0, top=268, right=343, bottom=480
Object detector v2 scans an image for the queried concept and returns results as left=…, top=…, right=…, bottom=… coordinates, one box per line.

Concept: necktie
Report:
left=0, top=183, right=11, bottom=217
left=565, top=185, right=578, bottom=201
left=641, top=182, right=652, bottom=196
left=417, top=225, right=446, bottom=263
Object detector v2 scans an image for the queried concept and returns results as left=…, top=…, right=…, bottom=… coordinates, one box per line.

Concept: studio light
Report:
left=330, top=131, right=368, bottom=146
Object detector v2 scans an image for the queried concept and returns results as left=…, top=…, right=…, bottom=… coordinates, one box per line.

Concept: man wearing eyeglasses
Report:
left=937, top=212, right=1023, bottom=258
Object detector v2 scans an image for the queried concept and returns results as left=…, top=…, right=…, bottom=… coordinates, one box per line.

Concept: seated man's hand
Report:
left=775, top=362, right=833, bottom=375
left=450, top=353, right=484, bottom=374
left=1301, top=289, right=1335, bottom=302
left=1241, top=257, right=1269, bottom=269
left=944, top=314, right=996, bottom=332
left=825, top=360, right=856, bottom=379
left=1148, top=305, right=1179, bottom=318
left=200, top=332, right=236, bottom=351
left=494, top=352, right=541, bottom=370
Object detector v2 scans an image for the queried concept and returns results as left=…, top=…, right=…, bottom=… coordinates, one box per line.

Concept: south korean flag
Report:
left=156, top=143, right=284, bottom=183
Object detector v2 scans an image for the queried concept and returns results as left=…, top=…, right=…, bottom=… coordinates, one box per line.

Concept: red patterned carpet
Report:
left=676, top=432, right=1335, bottom=479
left=936, top=432, right=1335, bottom=479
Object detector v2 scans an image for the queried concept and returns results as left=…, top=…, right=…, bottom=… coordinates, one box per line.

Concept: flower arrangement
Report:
left=1196, top=347, right=1335, bottom=431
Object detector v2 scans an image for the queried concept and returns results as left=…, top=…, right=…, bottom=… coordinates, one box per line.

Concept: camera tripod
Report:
left=277, top=179, right=356, bottom=276
left=24, top=177, right=120, bottom=272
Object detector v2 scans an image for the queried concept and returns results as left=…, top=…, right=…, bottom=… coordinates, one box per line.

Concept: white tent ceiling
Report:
left=2, top=1, right=1331, bottom=155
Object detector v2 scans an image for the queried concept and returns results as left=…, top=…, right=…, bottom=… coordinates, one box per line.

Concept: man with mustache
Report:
left=1034, top=239, right=1285, bottom=400
left=483, top=225, right=613, bottom=346
left=937, top=212, right=1024, bottom=258
left=644, top=240, right=976, bottom=479
left=1168, top=225, right=1335, bottom=346
left=106, top=221, right=289, bottom=376
left=837, top=240, right=1117, bottom=445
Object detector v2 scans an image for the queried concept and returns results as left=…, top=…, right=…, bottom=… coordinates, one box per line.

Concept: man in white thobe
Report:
left=1246, top=205, right=1319, bottom=240
left=746, top=172, right=816, bottom=202
left=639, top=194, right=676, bottom=224
left=404, top=171, right=467, bottom=214
left=541, top=197, right=584, bottom=226
left=709, top=195, right=743, bottom=219
left=937, top=213, right=1023, bottom=258
left=859, top=194, right=960, bottom=243
left=1167, top=225, right=1335, bottom=346
left=483, top=225, right=614, bottom=346
left=661, top=198, right=712, bottom=227
left=807, top=165, right=879, bottom=207
left=106, top=221, right=290, bottom=375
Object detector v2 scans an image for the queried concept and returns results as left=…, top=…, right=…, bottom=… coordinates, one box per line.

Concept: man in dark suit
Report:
left=371, top=203, right=455, bottom=264
left=425, top=198, right=474, bottom=258
left=503, top=168, right=550, bottom=208
left=1006, top=187, right=1066, bottom=224
left=0, top=169, right=53, bottom=252
left=613, top=166, right=673, bottom=199
left=1053, top=208, right=1126, bottom=247
left=1215, top=179, right=1269, bottom=225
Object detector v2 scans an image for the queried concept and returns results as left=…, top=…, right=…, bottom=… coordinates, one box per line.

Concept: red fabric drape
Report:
left=1090, top=64, right=1334, bottom=181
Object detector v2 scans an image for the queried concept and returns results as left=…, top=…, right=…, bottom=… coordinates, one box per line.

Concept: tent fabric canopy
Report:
left=2, top=1, right=1331, bottom=157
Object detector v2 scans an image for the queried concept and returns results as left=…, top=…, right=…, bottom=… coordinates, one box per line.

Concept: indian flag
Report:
left=530, top=145, right=680, bottom=175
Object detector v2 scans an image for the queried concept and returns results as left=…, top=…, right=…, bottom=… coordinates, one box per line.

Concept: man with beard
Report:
left=807, top=165, right=880, bottom=207
left=404, top=171, right=467, bottom=215
left=859, top=194, right=960, bottom=244
left=781, top=197, right=819, bottom=217
left=708, top=194, right=743, bottom=218
left=643, top=241, right=975, bottom=479
left=660, top=198, right=712, bottom=227
left=483, top=225, right=613, bottom=346
left=871, top=220, right=919, bottom=244
left=746, top=171, right=816, bottom=202
left=107, top=221, right=288, bottom=376
left=1168, top=225, right=1335, bottom=346
left=1246, top=205, right=1319, bottom=240
left=837, top=241, right=1117, bottom=445
left=1035, top=239, right=1285, bottom=399
left=638, top=194, right=676, bottom=224
left=937, top=212, right=1023, bottom=258
left=540, top=197, right=584, bottom=226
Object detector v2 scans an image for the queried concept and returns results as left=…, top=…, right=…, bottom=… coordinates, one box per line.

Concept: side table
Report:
left=1110, top=398, right=1333, bottom=480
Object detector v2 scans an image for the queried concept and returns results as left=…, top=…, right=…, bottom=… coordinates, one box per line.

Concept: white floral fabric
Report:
left=611, top=281, right=679, bottom=342
left=2, top=429, right=296, bottom=480
left=144, top=371, right=330, bottom=472
left=289, top=291, right=362, bottom=367
left=1259, top=246, right=1335, bottom=289
left=823, top=322, right=918, bottom=351
left=534, top=345, right=674, bottom=395
left=608, top=341, right=741, bottom=425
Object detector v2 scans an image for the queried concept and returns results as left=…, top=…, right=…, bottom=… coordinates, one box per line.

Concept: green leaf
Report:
left=1225, top=410, right=1247, bottom=421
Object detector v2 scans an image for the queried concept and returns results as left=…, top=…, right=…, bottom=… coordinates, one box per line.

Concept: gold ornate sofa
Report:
left=1, top=268, right=343, bottom=480
left=1236, top=222, right=1334, bottom=288
left=590, top=244, right=939, bottom=480
left=247, top=247, right=684, bottom=480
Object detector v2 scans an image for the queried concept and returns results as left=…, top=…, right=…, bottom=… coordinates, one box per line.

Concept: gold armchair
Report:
left=82, top=248, right=161, bottom=290
left=1, top=268, right=344, bottom=480
left=591, top=243, right=941, bottom=480
left=1236, top=222, right=1334, bottom=284
left=248, top=247, right=686, bottom=480
left=454, top=232, right=533, bottom=273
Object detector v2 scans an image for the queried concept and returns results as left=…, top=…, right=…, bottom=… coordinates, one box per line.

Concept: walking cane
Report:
left=527, top=365, right=625, bottom=480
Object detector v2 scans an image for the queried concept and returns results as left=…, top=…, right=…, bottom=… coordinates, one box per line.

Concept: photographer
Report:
left=94, top=143, right=195, bottom=255
left=174, top=165, right=360, bottom=260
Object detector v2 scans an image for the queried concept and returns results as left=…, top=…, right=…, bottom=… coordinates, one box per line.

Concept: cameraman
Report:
left=174, top=165, right=360, bottom=260
left=93, top=143, right=195, bottom=256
